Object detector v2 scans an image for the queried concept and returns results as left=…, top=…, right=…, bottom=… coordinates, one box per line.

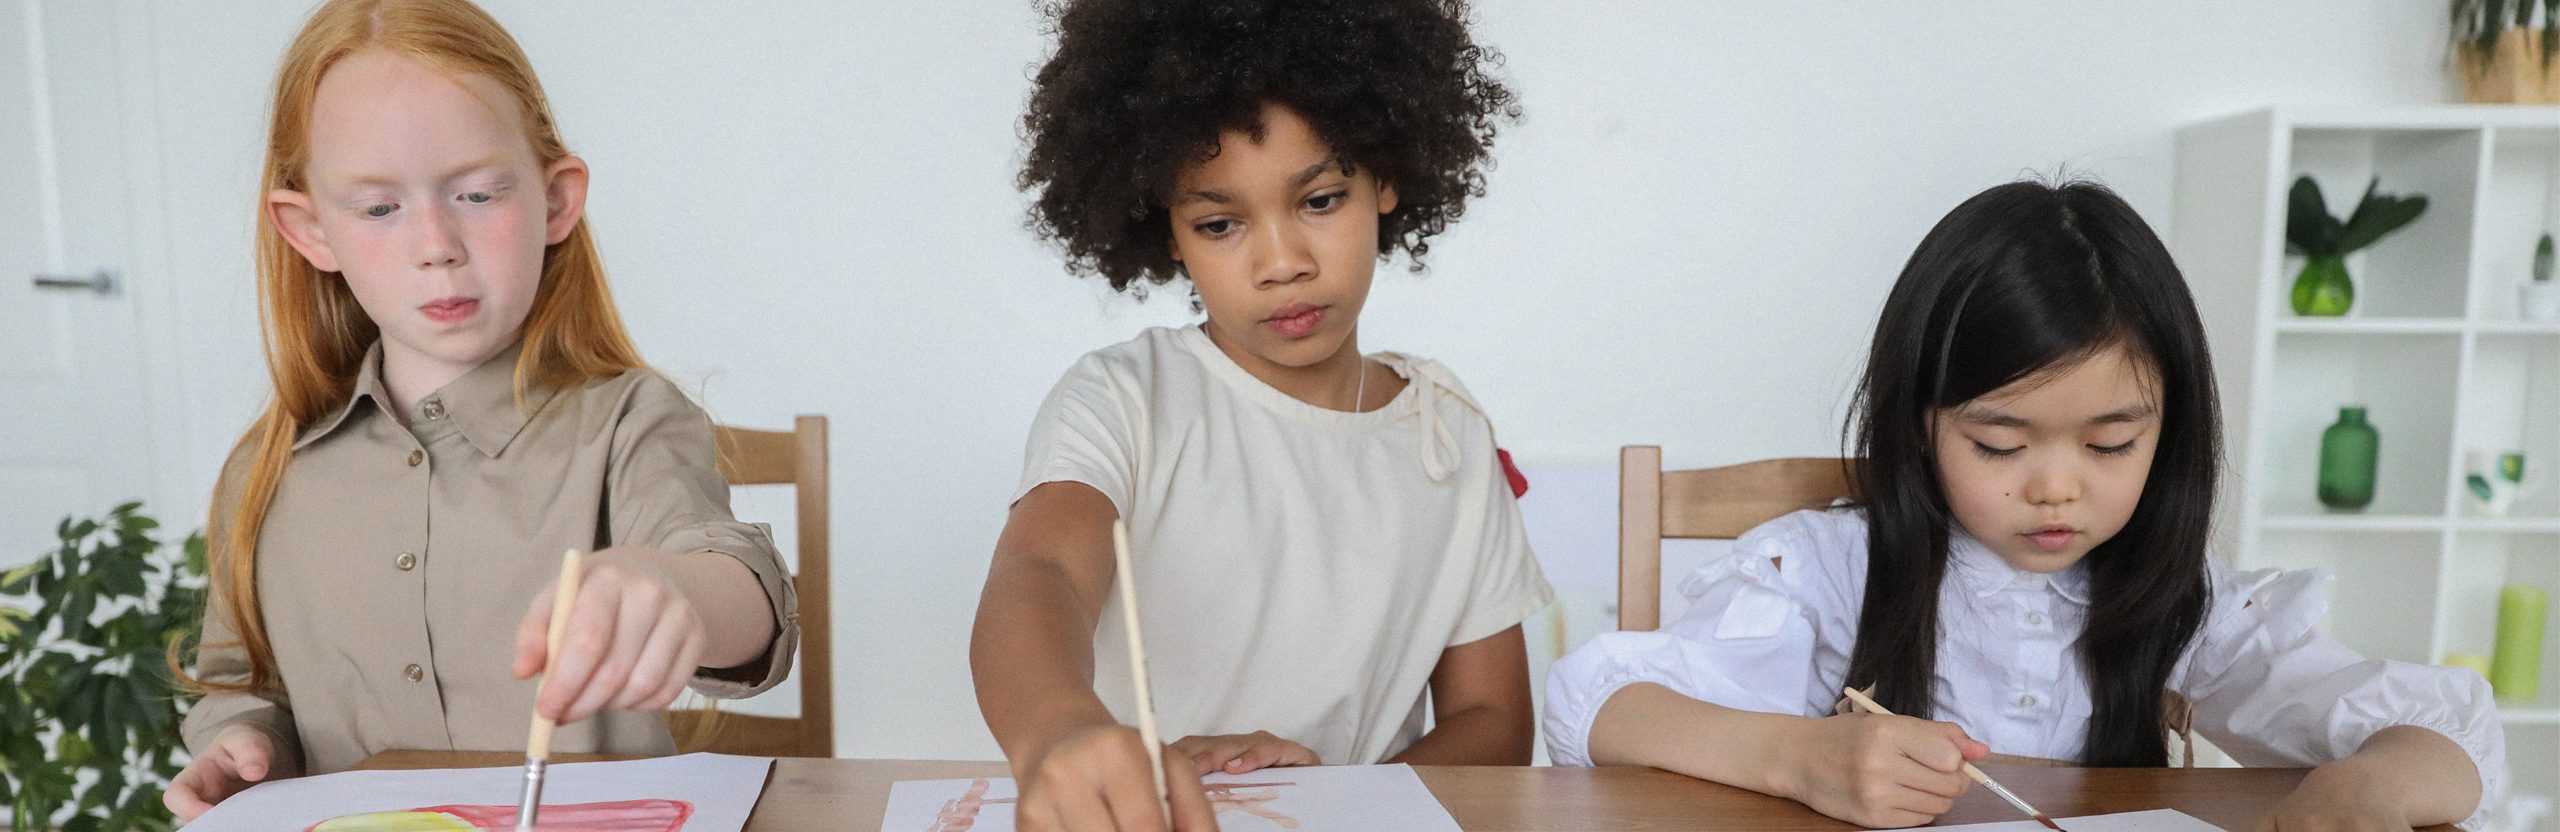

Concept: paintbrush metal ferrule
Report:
left=1974, top=774, right=2066, bottom=830
left=514, top=757, right=547, bottom=831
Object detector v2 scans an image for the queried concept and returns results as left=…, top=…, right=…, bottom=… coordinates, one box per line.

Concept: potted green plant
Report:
left=2285, top=176, right=2429, bottom=317
left=2453, top=0, right=2560, bottom=103
left=0, top=503, right=204, bottom=832
left=2528, top=233, right=2560, bottom=322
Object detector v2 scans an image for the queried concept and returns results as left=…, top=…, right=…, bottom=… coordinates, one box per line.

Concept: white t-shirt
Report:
left=1015, top=325, right=1554, bottom=765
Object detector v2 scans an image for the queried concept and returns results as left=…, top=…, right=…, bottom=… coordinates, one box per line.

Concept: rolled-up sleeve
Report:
left=606, top=374, right=800, bottom=699
left=1543, top=514, right=1836, bottom=766
left=2176, top=566, right=2506, bottom=830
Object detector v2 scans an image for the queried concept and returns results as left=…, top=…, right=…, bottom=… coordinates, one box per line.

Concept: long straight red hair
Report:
left=183, top=0, right=643, bottom=694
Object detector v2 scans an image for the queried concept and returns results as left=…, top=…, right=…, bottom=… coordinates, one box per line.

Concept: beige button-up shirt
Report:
left=182, top=344, right=799, bottom=777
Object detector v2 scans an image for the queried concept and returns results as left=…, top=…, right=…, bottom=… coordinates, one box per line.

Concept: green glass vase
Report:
left=2291, top=256, right=2354, bottom=316
left=2318, top=406, right=2379, bottom=511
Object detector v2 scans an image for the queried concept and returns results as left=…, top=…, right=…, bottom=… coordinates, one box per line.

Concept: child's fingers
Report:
left=218, top=730, right=273, bottom=782
left=1931, top=721, right=1992, bottom=761
left=1226, top=734, right=1313, bottom=772
left=614, top=613, right=691, bottom=711
left=565, top=583, right=657, bottom=722
left=643, top=630, right=700, bottom=710
left=1897, top=722, right=1969, bottom=773
left=1167, top=735, right=1233, bottom=775
left=1164, top=762, right=1218, bottom=832
left=537, top=580, right=621, bottom=721
left=511, top=581, right=558, bottom=680
left=661, top=629, right=706, bottom=706
left=162, top=765, right=220, bottom=819
left=1892, top=763, right=1971, bottom=801
left=1050, top=789, right=1121, bottom=832
left=1098, top=751, right=1172, bottom=832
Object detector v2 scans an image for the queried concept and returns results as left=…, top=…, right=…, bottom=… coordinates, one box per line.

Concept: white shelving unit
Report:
left=2174, top=106, right=2560, bottom=818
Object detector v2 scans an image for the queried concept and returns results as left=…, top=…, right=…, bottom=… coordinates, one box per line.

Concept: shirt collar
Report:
left=1948, top=525, right=2092, bottom=606
left=292, top=341, right=550, bottom=457
left=293, top=341, right=393, bottom=451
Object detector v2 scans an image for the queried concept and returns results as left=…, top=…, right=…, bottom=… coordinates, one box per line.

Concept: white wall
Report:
left=112, top=1, right=2456, bottom=760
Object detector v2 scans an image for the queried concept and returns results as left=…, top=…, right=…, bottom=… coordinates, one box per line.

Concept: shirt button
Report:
left=404, top=664, right=425, bottom=683
left=2019, top=693, right=2039, bottom=708
left=395, top=552, right=417, bottom=571
left=2026, top=612, right=2044, bottom=626
left=421, top=400, right=446, bottom=420
left=407, top=449, right=424, bottom=467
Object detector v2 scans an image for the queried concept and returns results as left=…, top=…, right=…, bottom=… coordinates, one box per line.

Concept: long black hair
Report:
left=1842, top=180, right=2220, bottom=767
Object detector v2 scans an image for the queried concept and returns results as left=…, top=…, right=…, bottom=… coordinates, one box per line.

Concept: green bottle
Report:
left=2318, top=406, right=2379, bottom=511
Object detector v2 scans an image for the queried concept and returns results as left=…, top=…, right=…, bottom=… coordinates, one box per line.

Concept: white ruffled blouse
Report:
left=1542, top=509, right=2506, bottom=830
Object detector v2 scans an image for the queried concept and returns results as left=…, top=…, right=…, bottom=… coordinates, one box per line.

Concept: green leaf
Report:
left=93, top=551, right=145, bottom=599
left=2546, top=0, right=2560, bottom=70
left=2286, top=176, right=2346, bottom=257
left=2336, top=178, right=2429, bottom=254
left=0, top=560, right=38, bottom=594
left=54, top=732, right=92, bottom=767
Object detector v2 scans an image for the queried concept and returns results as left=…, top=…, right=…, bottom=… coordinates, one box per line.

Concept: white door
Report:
left=1, top=0, right=161, bottom=568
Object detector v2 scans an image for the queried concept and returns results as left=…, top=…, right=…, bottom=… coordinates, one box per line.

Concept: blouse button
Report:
left=407, top=449, right=424, bottom=467
left=2018, top=693, right=2039, bottom=708
left=2026, top=612, right=2044, bottom=627
left=404, top=664, right=425, bottom=683
left=421, top=400, right=446, bottom=420
left=395, top=552, right=417, bottom=571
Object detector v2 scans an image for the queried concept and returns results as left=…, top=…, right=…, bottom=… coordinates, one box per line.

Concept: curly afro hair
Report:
left=1019, top=0, right=1519, bottom=293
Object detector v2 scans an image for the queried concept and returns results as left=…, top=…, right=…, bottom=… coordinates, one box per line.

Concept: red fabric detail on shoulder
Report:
left=1497, top=447, right=1529, bottom=498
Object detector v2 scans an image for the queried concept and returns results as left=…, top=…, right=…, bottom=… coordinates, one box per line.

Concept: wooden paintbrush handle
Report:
left=526, top=549, right=584, bottom=762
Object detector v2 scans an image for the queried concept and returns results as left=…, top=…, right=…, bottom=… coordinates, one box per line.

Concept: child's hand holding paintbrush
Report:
left=1766, top=701, right=1993, bottom=828
left=508, top=547, right=777, bottom=724
left=1837, top=687, right=2064, bottom=831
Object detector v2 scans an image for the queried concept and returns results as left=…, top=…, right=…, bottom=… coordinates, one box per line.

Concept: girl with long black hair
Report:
left=1544, top=180, right=2502, bottom=830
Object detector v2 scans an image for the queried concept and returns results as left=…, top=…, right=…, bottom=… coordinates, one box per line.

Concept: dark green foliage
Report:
left=2285, top=176, right=2429, bottom=260
left=1, top=503, right=205, bottom=831
left=2452, top=0, right=2560, bottom=71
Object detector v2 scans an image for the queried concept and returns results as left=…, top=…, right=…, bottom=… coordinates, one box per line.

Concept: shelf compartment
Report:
left=2457, top=333, right=2560, bottom=521
left=2260, top=333, right=2461, bottom=518
left=2473, top=128, right=2560, bottom=325
left=2285, top=128, right=2481, bottom=321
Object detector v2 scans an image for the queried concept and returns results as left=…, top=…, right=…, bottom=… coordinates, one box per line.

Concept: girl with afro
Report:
left=970, top=0, right=1551, bottom=828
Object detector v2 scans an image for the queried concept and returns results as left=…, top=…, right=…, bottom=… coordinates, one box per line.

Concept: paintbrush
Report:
left=1840, top=686, right=2066, bottom=832
left=1111, top=520, right=1171, bottom=820
left=517, top=549, right=583, bottom=832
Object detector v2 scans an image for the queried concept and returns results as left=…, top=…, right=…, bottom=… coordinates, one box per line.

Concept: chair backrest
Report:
left=670, top=415, right=830, bottom=757
left=1617, top=448, right=1854, bottom=632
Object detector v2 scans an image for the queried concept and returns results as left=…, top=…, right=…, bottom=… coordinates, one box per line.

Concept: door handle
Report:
left=30, top=269, right=117, bottom=296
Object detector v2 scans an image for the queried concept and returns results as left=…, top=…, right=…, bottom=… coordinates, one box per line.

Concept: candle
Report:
left=2492, top=584, right=2547, bottom=701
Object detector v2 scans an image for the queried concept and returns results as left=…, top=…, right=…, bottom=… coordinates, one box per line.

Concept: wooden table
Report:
left=360, top=752, right=2446, bottom=830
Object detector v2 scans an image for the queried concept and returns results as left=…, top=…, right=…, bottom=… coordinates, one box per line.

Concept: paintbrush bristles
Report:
left=1111, top=521, right=1171, bottom=817
left=526, top=549, right=584, bottom=762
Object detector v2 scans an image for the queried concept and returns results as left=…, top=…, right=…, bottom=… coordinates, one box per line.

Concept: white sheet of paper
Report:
left=183, top=752, right=772, bottom=831
left=879, top=763, right=1461, bottom=832
left=1929, top=809, right=2224, bottom=832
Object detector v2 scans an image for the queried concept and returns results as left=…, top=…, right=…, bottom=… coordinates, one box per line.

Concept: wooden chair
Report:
left=668, top=415, right=832, bottom=757
left=1616, top=447, right=2196, bottom=766
left=1617, top=448, right=1854, bottom=632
